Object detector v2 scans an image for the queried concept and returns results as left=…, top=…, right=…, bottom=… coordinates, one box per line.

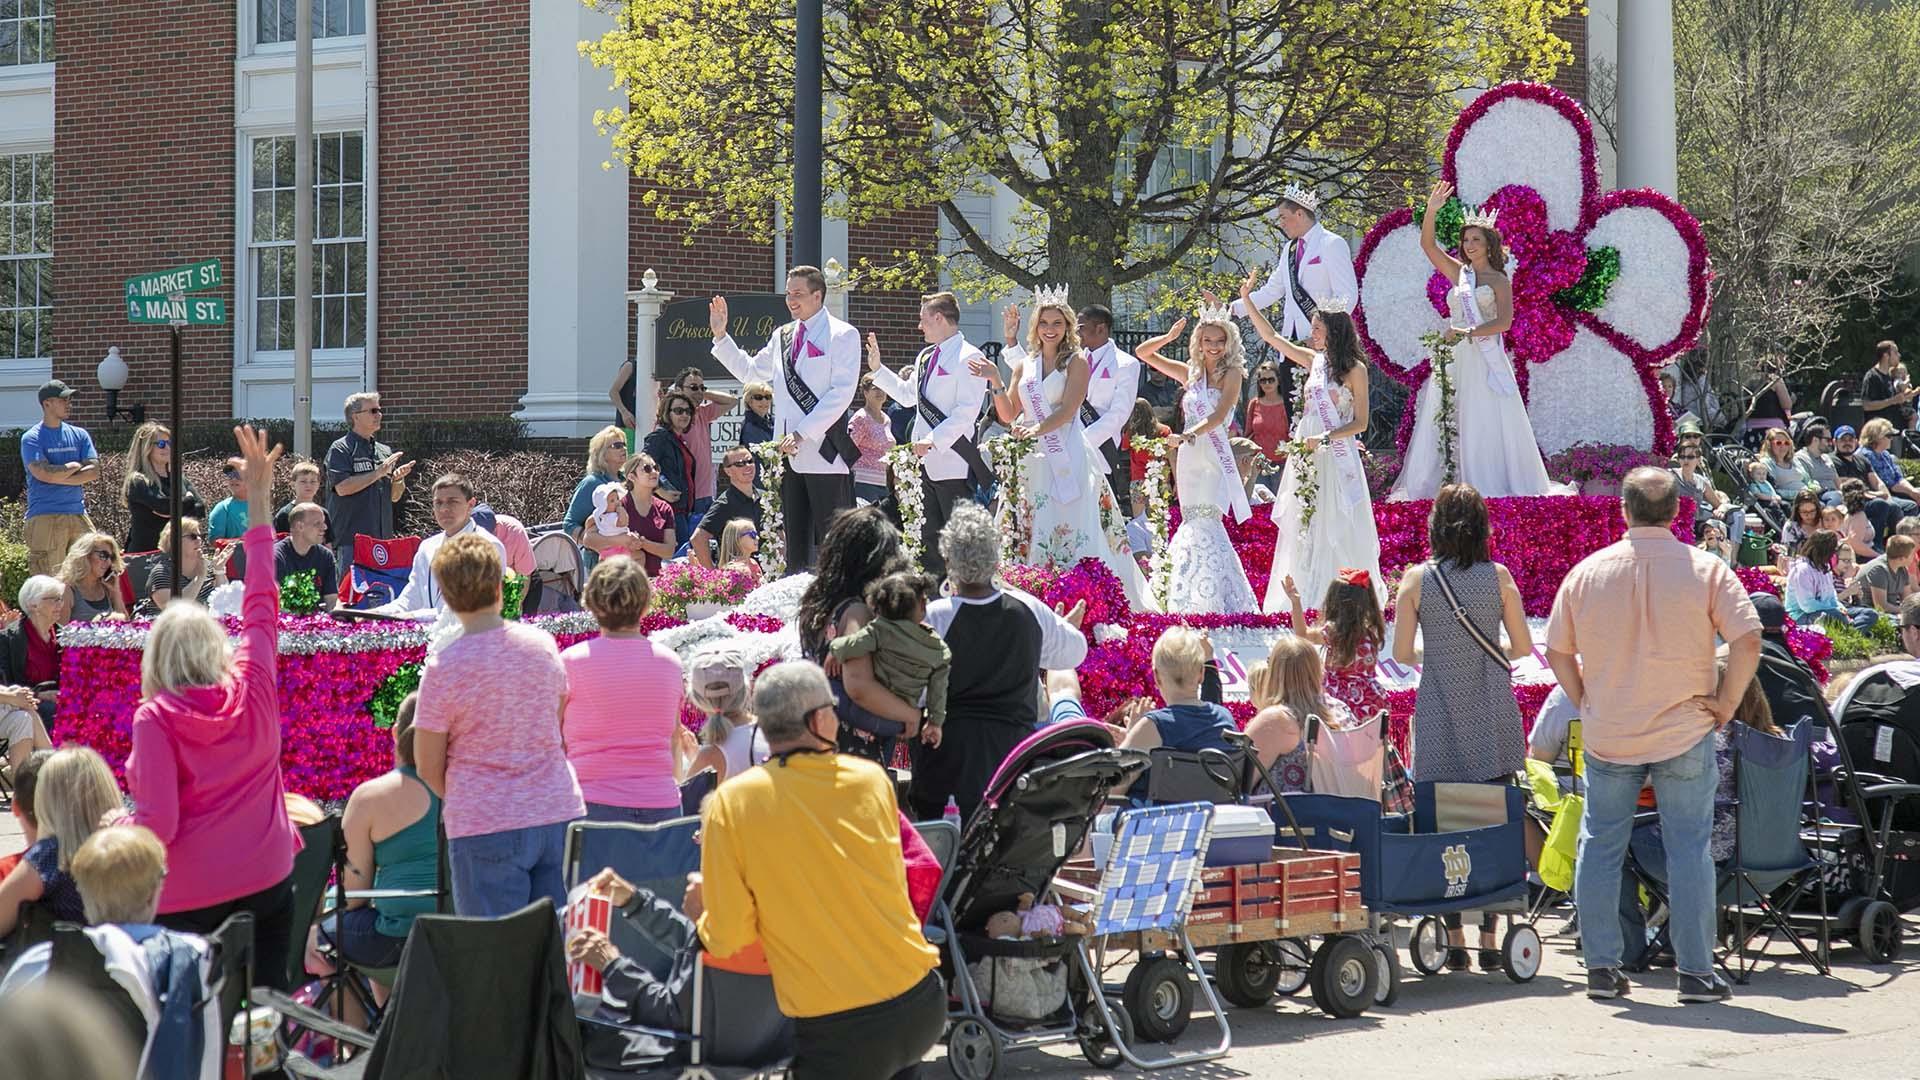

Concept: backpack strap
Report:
left=1429, top=562, right=1511, bottom=673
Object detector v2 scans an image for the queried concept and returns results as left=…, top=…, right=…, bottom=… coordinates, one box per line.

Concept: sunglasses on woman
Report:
left=669, top=407, right=693, bottom=417
left=740, top=531, right=759, bottom=540
left=154, top=438, right=171, bottom=449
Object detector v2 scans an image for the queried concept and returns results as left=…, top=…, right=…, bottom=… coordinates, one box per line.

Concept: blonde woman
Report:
left=567, top=425, right=631, bottom=558
left=718, top=518, right=762, bottom=581
left=968, top=293, right=1149, bottom=607
left=57, top=533, right=129, bottom=622
left=121, top=421, right=205, bottom=553
left=146, top=517, right=216, bottom=609
left=0, top=746, right=125, bottom=936
left=1134, top=301, right=1258, bottom=614
left=126, top=425, right=301, bottom=990
left=1244, top=636, right=1323, bottom=793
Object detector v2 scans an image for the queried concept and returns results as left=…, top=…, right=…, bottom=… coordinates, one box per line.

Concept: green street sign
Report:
left=126, top=295, right=227, bottom=326
left=125, top=259, right=222, bottom=300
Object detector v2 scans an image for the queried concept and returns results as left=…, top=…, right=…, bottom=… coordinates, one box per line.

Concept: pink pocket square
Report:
left=1306, top=255, right=1322, bottom=266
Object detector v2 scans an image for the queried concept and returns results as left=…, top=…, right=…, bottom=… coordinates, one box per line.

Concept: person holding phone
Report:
left=326, top=392, right=415, bottom=576
left=55, top=533, right=129, bottom=623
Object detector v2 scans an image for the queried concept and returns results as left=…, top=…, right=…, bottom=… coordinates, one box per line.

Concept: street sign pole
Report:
left=169, top=323, right=183, bottom=593
left=294, top=0, right=314, bottom=459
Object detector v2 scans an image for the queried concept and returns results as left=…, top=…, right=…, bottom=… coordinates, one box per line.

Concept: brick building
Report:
left=0, top=1, right=1601, bottom=435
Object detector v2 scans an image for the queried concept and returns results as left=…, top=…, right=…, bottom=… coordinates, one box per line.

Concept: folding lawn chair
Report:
left=1723, top=720, right=1832, bottom=981
left=266, top=899, right=586, bottom=1080
left=1073, top=802, right=1231, bottom=1072
left=576, top=951, right=793, bottom=1079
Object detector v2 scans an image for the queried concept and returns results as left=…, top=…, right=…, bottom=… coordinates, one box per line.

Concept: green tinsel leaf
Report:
left=1554, top=246, right=1622, bottom=312
left=368, top=661, right=422, bottom=729
left=279, top=569, right=321, bottom=616
left=501, top=572, right=526, bottom=621
left=1435, top=198, right=1465, bottom=250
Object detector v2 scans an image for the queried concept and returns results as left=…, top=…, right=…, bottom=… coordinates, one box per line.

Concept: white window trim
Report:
left=237, top=0, right=367, bottom=58
left=0, top=145, right=53, bottom=372
left=232, top=128, right=369, bottom=371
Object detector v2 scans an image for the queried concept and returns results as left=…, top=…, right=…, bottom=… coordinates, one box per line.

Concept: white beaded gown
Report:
left=999, top=353, right=1152, bottom=609
left=1392, top=268, right=1560, bottom=501
left=1164, top=375, right=1259, bottom=614
left=1264, top=352, right=1385, bottom=612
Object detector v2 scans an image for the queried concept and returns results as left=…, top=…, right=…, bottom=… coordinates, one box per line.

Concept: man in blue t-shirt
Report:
left=18, top=380, right=99, bottom=576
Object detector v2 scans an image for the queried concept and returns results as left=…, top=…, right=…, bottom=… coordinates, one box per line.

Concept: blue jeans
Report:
left=318, top=906, right=409, bottom=969
left=1866, top=496, right=1916, bottom=545
left=1576, top=731, right=1718, bottom=978
left=448, top=820, right=576, bottom=919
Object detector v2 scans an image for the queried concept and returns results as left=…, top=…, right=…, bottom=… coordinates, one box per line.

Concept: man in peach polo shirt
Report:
left=1545, top=467, right=1762, bottom=1005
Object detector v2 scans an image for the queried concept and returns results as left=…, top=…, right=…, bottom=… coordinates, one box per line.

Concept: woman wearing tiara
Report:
left=1236, top=271, right=1386, bottom=612
left=970, top=291, right=1151, bottom=608
left=1134, top=303, right=1260, bottom=614
left=1391, top=181, right=1560, bottom=501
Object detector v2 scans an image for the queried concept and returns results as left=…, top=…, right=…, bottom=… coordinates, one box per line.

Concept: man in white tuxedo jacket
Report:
left=1231, top=185, right=1359, bottom=342
left=1075, top=304, right=1141, bottom=506
left=867, top=291, right=990, bottom=577
left=709, top=266, right=860, bottom=569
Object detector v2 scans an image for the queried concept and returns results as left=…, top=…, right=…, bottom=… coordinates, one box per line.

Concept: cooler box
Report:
left=1206, top=804, right=1274, bottom=867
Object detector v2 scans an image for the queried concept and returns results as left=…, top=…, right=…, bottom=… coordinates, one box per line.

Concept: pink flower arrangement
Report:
left=650, top=564, right=756, bottom=618
left=1544, top=443, right=1672, bottom=489
left=1736, top=566, right=1780, bottom=597
left=1000, top=559, right=1130, bottom=630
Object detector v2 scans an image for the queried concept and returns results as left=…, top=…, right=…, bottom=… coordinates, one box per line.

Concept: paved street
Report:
left=981, top=918, right=1920, bottom=1080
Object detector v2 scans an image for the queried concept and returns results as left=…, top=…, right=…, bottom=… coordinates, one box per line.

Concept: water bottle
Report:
left=942, top=796, right=962, bottom=829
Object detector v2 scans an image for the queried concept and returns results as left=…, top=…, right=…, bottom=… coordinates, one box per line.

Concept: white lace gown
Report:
left=1392, top=273, right=1561, bottom=501
left=1264, top=353, right=1385, bottom=613
left=999, top=358, right=1152, bottom=609
left=1164, top=378, right=1260, bottom=614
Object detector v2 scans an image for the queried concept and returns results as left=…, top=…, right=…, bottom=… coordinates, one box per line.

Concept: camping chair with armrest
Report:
left=265, top=899, right=586, bottom=1080
left=46, top=922, right=151, bottom=1061
left=305, top=815, right=450, bottom=1039
left=1723, top=719, right=1832, bottom=982
left=564, top=818, right=703, bottom=976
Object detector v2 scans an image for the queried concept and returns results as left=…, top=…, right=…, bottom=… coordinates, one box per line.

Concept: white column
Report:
left=1588, top=0, right=1621, bottom=188
left=1615, top=0, right=1677, bottom=194
left=824, top=257, right=852, bottom=321
left=516, top=0, right=630, bottom=437
left=627, top=270, right=674, bottom=428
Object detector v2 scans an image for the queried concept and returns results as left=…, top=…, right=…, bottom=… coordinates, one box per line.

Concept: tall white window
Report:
left=0, top=151, right=52, bottom=362
left=247, top=132, right=366, bottom=355
left=0, top=0, right=52, bottom=67
left=255, top=0, right=362, bottom=44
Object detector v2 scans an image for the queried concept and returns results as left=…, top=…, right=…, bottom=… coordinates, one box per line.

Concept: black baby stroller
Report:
left=932, top=719, right=1152, bottom=1079
left=1825, top=662, right=1920, bottom=922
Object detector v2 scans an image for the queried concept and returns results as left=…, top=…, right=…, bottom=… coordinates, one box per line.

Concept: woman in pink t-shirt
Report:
left=415, top=534, right=587, bottom=918
left=561, top=557, right=688, bottom=825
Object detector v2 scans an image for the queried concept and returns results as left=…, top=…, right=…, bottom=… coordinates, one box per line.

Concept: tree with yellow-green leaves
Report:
left=583, top=0, right=1574, bottom=308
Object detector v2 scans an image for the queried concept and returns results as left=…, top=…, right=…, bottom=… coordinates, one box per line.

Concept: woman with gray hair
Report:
left=125, top=424, right=300, bottom=990
left=909, top=503, right=1090, bottom=822
left=692, top=659, right=944, bottom=1080
left=0, top=574, right=68, bottom=737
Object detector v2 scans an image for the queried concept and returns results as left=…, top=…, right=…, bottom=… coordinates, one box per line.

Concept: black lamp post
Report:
left=793, top=0, right=823, bottom=266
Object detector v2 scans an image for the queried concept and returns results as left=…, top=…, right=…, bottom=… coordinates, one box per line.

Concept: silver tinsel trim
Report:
left=57, top=611, right=605, bottom=656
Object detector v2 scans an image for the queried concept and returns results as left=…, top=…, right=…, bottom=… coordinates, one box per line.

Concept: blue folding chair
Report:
left=1724, top=719, right=1831, bottom=981
left=1074, top=802, right=1231, bottom=1071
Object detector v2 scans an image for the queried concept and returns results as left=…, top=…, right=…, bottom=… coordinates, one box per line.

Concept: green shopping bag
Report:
left=1539, top=789, right=1584, bottom=893
left=1737, top=532, right=1772, bottom=567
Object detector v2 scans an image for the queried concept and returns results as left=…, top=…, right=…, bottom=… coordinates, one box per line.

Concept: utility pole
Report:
left=792, top=0, right=822, bottom=266
left=294, top=0, right=315, bottom=457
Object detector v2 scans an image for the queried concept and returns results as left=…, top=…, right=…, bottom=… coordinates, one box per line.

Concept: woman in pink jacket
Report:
left=127, top=425, right=301, bottom=989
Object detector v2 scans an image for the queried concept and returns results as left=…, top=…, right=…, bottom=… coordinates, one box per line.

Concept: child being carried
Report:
left=827, top=571, right=952, bottom=745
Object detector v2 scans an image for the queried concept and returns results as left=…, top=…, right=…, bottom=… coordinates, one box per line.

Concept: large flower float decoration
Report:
left=1353, top=81, right=1710, bottom=457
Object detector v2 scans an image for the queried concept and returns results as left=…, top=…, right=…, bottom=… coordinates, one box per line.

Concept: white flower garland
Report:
left=1135, top=436, right=1175, bottom=608
left=884, top=443, right=926, bottom=570
left=1281, top=436, right=1320, bottom=531
left=751, top=441, right=788, bottom=578
left=987, top=433, right=1038, bottom=562
left=1420, top=330, right=1461, bottom=486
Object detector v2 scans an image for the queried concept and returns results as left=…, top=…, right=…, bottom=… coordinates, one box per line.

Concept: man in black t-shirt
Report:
left=324, top=392, right=414, bottom=575
left=689, top=447, right=763, bottom=567
left=1861, top=340, right=1915, bottom=431
left=273, top=503, right=339, bottom=607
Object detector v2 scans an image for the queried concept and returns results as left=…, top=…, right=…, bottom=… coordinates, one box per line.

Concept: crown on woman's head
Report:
left=1280, top=181, right=1320, bottom=214
left=1316, top=294, right=1355, bottom=316
left=1032, top=283, right=1071, bottom=308
left=1196, top=297, right=1234, bottom=324
left=1462, top=203, right=1500, bottom=230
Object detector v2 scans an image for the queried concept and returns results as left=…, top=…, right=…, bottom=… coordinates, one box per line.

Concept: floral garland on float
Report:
left=1354, top=81, right=1710, bottom=458
left=1130, top=436, right=1175, bottom=607
left=1417, top=331, right=1461, bottom=486
left=884, top=443, right=927, bottom=570
left=751, top=441, right=788, bottom=577
left=986, top=432, right=1038, bottom=562
left=1278, top=436, right=1321, bottom=531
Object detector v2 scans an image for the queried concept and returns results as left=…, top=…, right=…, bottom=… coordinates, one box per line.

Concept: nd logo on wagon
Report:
left=1442, top=844, right=1472, bottom=898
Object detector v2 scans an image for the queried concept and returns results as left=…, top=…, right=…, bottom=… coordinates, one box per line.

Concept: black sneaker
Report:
left=1587, top=967, right=1631, bottom=999
left=1677, top=972, right=1732, bottom=1003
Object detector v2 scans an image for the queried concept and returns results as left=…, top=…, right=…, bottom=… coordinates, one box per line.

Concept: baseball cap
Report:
left=1834, top=425, right=1858, bottom=439
left=36, top=379, right=75, bottom=403
left=1750, top=592, right=1787, bottom=632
